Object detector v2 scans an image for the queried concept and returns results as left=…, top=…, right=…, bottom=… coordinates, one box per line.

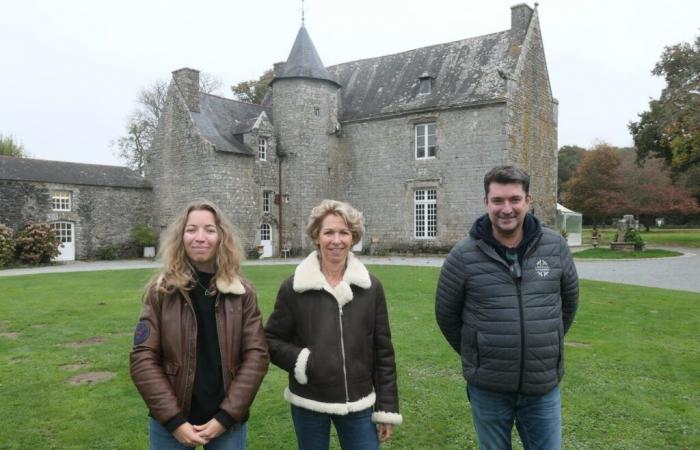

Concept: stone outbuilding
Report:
left=0, top=156, right=152, bottom=260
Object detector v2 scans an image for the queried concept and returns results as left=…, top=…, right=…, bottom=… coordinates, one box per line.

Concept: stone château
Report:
left=0, top=4, right=557, bottom=260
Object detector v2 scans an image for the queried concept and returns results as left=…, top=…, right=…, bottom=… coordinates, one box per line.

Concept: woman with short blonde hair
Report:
left=266, top=199, right=401, bottom=450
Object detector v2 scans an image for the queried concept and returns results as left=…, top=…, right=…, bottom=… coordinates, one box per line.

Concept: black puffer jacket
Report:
left=265, top=251, right=402, bottom=425
left=435, top=214, right=579, bottom=395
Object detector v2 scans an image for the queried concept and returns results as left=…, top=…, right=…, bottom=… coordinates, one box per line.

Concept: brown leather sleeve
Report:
left=129, top=284, right=184, bottom=425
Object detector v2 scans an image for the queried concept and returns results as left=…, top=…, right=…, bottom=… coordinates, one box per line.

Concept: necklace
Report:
left=195, top=277, right=216, bottom=296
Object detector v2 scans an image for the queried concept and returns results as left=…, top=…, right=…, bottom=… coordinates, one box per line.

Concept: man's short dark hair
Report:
left=483, top=165, right=530, bottom=196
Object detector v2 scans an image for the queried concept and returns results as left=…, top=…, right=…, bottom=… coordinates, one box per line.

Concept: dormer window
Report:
left=419, top=74, right=433, bottom=95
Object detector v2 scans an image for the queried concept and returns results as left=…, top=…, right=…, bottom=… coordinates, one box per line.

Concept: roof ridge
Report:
left=327, top=29, right=510, bottom=70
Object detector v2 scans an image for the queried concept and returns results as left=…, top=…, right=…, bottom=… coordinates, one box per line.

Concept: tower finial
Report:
left=301, top=0, right=305, bottom=26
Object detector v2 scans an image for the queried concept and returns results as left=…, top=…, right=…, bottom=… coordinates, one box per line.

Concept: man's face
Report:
left=484, top=182, right=531, bottom=238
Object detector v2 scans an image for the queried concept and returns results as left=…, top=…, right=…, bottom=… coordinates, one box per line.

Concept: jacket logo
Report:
left=133, top=320, right=150, bottom=345
left=535, top=259, right=550, bottom=277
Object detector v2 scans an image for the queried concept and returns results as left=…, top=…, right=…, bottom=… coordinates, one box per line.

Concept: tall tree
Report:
left=616, top=150, right=700, bottom=230
left=114, top=74, right=223, bottom=173
left=629, top=35, right=700, bottom=200
left=562, top=143, right=628, bottom=224
left=231, top=69, right=273, bottom=105
left=0, top=133, right=27, bottom=157
left=557, top=145, right=586, bottom=201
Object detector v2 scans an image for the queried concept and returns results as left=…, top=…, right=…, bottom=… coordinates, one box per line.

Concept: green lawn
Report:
left=0, top=267, right=698, bottom=449
left=582, top=227, right=700, bottom=248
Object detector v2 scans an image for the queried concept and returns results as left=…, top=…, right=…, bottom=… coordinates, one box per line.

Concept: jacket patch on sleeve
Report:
left=133, top=320, right=150, bottom=345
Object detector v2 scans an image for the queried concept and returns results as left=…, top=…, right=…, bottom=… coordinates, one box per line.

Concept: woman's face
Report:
left=316, top=213, right=352, bottom=267
left=183, top=209, right=220, bottom=272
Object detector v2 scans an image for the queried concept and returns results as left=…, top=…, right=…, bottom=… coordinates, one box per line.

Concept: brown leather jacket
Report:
left=130, top=275, right=269, bottom=426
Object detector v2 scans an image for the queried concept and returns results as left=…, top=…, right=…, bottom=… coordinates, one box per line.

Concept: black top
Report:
left=188, top=271, right=232, bottom=428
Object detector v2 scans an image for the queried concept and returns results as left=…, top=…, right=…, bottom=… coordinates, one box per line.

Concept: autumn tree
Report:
left=557, top=145, right=585, bottom=200
left=629, top=34, right=700, bottom=201
left=562, top=143, right=628, bottom=225
left=616, top=150, right=700, bottom=230
left=114, top=74, right=223, bottom=173
left=0, top=133, right=27, bottom=157
left=231, top=69, right=273, bottom=105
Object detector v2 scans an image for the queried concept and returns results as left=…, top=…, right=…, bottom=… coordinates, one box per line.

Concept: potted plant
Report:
left=132, top=224, right=157, bottom=258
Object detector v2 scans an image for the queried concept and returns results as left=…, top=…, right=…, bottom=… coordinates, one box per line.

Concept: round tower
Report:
left=272, top=25, right=342, bottom=253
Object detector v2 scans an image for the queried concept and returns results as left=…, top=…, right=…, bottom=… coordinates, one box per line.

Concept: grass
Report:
left=0, top=267, right=699, bottom=449
left=573, top=248, right=682, bottom=259
left=582, top=227, right=700, bottom=248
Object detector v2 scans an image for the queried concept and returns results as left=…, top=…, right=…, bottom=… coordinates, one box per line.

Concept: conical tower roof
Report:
left=275, top=26, right=339, bottom=87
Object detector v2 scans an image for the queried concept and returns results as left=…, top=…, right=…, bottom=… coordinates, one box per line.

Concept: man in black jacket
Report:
left=435, top=165, right=578, bottom=449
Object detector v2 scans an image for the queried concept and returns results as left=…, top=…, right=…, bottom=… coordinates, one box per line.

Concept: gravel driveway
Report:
left=1, top=248, right=698, bottom=293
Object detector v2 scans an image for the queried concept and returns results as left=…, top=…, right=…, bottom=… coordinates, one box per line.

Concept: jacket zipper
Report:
left=516, top=279, right=525, bottom=392
left=214, top=295, right=227, bottom=385
left=338, top=307, right=350, bottom=402
left=183, top=291, right=197, bottom=410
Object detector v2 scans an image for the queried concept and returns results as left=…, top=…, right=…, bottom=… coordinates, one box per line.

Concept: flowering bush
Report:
left=0, top=224, right=15, bottom=267
left=15, top=221, right=61, bottom=264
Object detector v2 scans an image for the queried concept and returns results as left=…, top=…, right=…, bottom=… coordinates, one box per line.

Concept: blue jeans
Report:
left=290, top=405, right=379, bottom=450
left=148, top=417, right=247, bottom=450
left=467, top=384, right=561, bottom=450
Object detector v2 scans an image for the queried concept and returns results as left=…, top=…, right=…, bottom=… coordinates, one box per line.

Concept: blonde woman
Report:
left=265, top=200, right=402, bottom=450
left=130, top=200, right=269, bottom=449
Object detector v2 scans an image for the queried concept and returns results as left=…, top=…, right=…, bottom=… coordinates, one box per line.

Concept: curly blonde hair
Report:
left=306, top=199, right=365, bottom=247
left=150, top=200, right=244, bottom=295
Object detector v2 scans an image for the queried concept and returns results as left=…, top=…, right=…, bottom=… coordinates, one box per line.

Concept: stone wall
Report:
left=147, top=79, right=279, bottom=255
left=339, top=104, right=508, bottom=253
left=506, top=10, right=558, bottom=226
left=0, top=180, right=152, bottom=259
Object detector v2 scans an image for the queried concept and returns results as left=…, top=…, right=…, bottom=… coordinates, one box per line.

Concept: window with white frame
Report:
left=51, top=191, right=71, bottom=211
left=263, top=190, right=273, bottom=214
left=415, top=123, right=436, bottom=159
left=414, top=189, right=437, bottom=238
left=260, top=223, right=271, bottom=241
left=50, top=222, right=73, bottom=243
left=258, top=138, right=267, bottom=161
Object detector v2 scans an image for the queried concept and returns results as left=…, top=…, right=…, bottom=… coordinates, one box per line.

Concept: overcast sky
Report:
left=1, top=0, right=698, bottom=166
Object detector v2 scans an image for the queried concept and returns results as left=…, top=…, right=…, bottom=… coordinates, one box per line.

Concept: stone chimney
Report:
left=510, top=3, right=533, bottom=32
left=273, top=61, right=286, bottom=78
left=172, top=68, right=200, bottom=112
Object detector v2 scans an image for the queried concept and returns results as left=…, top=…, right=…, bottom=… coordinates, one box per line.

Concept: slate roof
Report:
left=327, top=29, right=521, bottom=122
left=0, top=155, right=150, bottom=188
left=193, top=93, right=271, bottom=155
left=273, top=26, right=339, bottom=87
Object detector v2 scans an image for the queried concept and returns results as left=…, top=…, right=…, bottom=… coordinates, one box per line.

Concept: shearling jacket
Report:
left=129, top=275, right=269, bottom=427
left=435, top=222, right=579, bottom=395
left=265, top=251, right=402, bottom=425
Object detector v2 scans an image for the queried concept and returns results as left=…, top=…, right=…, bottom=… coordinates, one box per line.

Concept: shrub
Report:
left=15, top=221, right=60, bottom=264
left=624, top=228, right=645, bottom=251
left=247, top=247, right=261, bottom=260
left=132, top=224, right=157, bottom=247
left=0, top=224, right=15, bottom=267
left=95, top=245, right=118, bottom=260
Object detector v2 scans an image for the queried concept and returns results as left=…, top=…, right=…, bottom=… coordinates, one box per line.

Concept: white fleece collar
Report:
left=293, top=251, right=371, bottom=307
left=215, top=276, right=246, bottom=295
